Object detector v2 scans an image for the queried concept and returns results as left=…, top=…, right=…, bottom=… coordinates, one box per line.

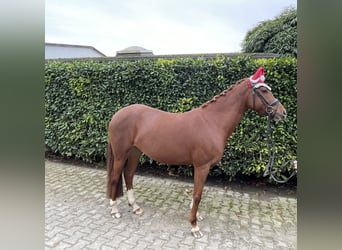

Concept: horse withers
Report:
left=106, top=67, right=287, bottom=238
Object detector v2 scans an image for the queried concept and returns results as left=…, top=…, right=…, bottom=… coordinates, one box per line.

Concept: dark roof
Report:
left=116, top=46, right=153, bottom=56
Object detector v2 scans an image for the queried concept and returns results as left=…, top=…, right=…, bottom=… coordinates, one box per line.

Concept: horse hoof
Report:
left=111, top=212, right=122, bottom=219
left=129, top=203, right=143, bottom=216
left=191, top=227, right=203, bottom=239
left=191, top=230, right=203, bottom=239
left=133, top=207, right=144, bottom=215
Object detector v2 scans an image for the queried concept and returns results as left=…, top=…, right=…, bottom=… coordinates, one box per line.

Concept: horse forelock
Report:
left=200, top=78, right=246, bottom=109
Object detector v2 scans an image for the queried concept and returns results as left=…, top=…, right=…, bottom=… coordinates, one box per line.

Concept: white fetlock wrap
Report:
left=110, top=199, right=121, bottom=218
left=127, top=189, right=136, bottom=205
left=127, top=189, right=141, bottom=213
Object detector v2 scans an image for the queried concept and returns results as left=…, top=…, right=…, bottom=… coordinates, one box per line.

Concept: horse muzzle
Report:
left=271, top=106, right=287, bottom=123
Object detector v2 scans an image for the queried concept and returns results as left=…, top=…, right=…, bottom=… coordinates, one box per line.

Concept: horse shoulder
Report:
left=189, top=110, right=227, bottom=164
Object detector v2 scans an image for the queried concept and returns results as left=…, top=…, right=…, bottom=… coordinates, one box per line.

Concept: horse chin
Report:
left=272, top=112, right=286, bottom=124
left=273, top=118, right=280, bottom=124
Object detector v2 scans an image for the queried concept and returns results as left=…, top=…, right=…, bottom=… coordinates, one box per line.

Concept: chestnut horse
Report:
left=107, top=67, right=287, bottom=238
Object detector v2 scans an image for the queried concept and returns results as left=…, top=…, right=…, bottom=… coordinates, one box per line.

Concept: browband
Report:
left=253, top=83, right=271, bottom=91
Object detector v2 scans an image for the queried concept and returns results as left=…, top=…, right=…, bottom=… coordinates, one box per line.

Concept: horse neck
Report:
left=200, top=80, right=249, bottom=140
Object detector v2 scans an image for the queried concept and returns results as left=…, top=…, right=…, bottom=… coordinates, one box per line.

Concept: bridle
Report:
left=251, top=82, right=280, bottom=117
left=249, top=80, right=297, bottom=184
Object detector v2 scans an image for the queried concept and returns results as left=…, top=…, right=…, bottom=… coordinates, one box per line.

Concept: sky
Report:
left=45, top=0, right=297, bottom=57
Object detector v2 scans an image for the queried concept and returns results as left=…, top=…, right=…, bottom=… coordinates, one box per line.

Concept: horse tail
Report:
left=106, top=140, right=124, bottom=199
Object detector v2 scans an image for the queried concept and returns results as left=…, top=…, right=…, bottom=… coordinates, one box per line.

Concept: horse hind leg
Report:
left=124, top=147, right=143, bottom=215
left=109, top=158, right=126, bottom=219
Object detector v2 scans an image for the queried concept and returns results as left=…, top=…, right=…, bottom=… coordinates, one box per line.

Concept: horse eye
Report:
left=261, top=89, right=268, bottom=93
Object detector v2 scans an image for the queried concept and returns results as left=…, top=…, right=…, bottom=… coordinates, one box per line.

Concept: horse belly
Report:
left=147, top=147, right=192, bottom=165
left=134, top=128, right=193, bottom=165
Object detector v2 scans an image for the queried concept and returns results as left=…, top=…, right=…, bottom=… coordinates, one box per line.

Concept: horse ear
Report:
left=249, top=66, right=265, bottom=84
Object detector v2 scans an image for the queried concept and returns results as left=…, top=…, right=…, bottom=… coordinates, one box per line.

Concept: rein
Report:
left=252, top=84, right=297, bottom=184
left=263, top=113, right=297, bottom=183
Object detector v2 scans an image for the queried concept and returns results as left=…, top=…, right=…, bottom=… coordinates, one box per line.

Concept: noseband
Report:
left=251, top=83, right=279, bottom=116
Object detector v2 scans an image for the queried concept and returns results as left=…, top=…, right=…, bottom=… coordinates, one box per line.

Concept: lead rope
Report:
left=263, top=111, right=297, bottom=183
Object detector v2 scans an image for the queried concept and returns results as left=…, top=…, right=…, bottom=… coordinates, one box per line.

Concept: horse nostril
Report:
left=283, top=110, right=287, bottom=117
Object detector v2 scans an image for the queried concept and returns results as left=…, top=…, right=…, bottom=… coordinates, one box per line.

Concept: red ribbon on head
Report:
left=248, top=66, right=266, bottom=88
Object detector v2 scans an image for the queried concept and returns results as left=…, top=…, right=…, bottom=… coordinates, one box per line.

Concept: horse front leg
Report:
left=190, top=164, right=210, bottom=238
left=190, top=198, right=204, bottom=221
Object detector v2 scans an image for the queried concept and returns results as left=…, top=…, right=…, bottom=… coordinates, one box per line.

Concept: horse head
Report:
left=246, top=67, right=287, bottom=123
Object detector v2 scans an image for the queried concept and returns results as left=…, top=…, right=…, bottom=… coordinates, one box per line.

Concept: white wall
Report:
left=45, top=44, right=105, bottom=59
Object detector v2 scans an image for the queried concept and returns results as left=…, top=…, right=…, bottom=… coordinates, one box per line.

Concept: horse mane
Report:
left=200, top=78, right=246, bottom=108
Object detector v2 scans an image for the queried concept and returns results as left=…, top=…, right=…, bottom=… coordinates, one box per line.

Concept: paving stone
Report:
left=45, top=160, right=297, bottom=249
left=67, top=239, right=91, bottom=250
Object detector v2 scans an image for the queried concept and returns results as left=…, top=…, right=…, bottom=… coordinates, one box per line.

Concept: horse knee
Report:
left=111, top=173, right=122, bottom=186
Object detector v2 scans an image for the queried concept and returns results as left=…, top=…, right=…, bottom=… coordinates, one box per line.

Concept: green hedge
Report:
left=45, top=56, right=297, bottom=179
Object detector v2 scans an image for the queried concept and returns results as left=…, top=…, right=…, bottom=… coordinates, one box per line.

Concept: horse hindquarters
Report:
left=106, top=141, right=124, bottom=200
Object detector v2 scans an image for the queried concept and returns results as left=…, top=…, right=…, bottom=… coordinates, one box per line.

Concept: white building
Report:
left=45, top=43, right=106, bottom=59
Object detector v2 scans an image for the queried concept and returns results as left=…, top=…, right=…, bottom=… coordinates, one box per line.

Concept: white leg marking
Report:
left=110, top=199, right=115, bottom=206
left=191, top=225, right=200, bottom=233
left=191, top=225, right=203, bottom=238
left=127, top=189, right=136, bottom=205
left=127, top=189, right=143, bottom=215
left=110, top=199, right=121, bottom=218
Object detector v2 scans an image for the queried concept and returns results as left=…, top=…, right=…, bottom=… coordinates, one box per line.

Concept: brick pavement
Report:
left=45, top=160, right=297, bottom=249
